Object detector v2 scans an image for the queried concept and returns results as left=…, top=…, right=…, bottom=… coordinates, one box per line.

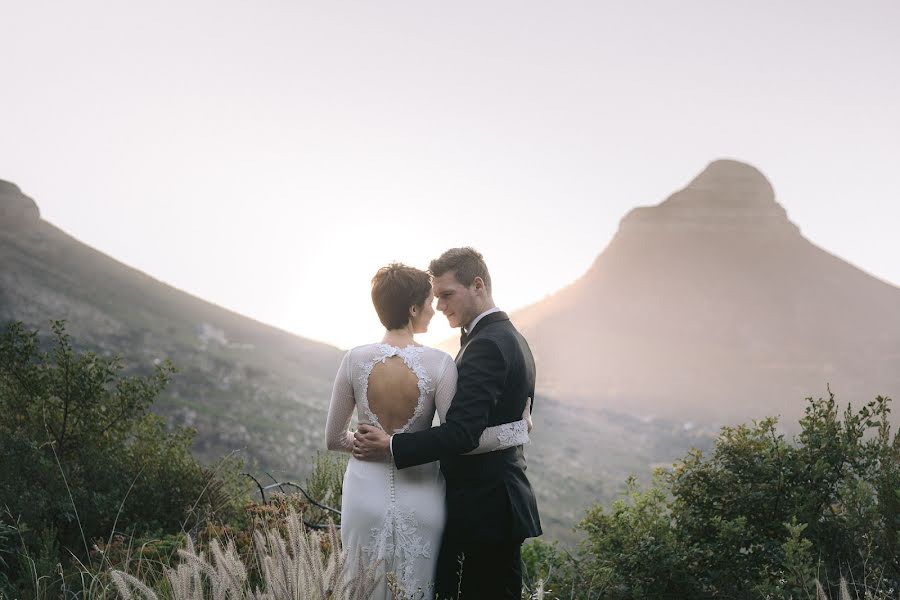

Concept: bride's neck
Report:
left=382, top=326, right=416, bottom=347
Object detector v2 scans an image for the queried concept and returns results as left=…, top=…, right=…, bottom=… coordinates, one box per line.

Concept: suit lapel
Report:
left=455, top=311, right=509, bottom=364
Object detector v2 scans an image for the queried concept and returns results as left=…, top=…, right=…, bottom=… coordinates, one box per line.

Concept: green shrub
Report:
left=0, top=320, right=249, bottom=596
left=527, top=391, right=900, bottom=599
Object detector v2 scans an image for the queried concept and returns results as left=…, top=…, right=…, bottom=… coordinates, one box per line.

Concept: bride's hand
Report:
left=522, top=400, right=534, bottom=433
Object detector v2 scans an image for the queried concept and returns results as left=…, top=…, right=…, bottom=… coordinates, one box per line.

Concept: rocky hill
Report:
left=512, top=160, right=900, bottom=424
left=0, top=180, right=345, bottom=476
left=1, top=180, right=714, bottom=541
left=7, top=163, right=896, bottom=540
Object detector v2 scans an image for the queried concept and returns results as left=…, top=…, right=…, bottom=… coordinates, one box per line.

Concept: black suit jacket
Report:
left=392, top=311, right=542, bottom=544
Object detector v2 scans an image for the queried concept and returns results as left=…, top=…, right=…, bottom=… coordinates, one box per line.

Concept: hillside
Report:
left=1, top=179, right=714, bottom=541
left=512, top=160, right=900, bottom=424
left=0, top=180, right=344, bottom=476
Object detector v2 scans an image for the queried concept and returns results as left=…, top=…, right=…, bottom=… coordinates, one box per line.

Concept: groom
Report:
left=354, top=247, right=542, bottom=599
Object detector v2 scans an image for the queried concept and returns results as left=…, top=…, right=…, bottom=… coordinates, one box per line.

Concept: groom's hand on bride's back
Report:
left=353, top=424, right=391, bottom=461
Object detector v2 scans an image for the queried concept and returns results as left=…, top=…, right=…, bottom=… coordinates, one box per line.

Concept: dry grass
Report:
left=815, top=576, right=897, bottom=600
left=110, top=510, right=381, bottom=600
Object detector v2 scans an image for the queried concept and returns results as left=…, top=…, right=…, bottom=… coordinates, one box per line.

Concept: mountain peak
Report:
left=0, top=180, right=41, bottom=227
left=512, top=159, right=900, bottom=424
left=677, top=159, right=775, bottom=206
left=618, top=159, right=798, bottom=235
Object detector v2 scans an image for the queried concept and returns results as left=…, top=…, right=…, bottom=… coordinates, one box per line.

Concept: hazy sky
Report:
left=2, top=1, right=898, bottom=349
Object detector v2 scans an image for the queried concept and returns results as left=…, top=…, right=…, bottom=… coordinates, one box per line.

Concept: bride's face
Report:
left=432, top=272, right=479, bottom=329
left=410, top=291, right=435, bottom=334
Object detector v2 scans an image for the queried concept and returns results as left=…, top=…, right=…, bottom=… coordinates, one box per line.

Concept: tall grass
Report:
left=110, top=511, right=381, bottom=600
left=4, top=495, right=892, bottom=600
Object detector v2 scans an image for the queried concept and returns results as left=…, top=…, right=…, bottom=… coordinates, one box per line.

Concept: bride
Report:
left=325, top=263, right=530, bottom=599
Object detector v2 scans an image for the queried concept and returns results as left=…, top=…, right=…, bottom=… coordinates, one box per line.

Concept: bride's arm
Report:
left=434, top=354, right=531, bottom=455
left=325, top=350, right=356, bottom=453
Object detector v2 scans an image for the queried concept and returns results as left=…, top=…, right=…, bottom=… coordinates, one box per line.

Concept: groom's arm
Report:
left=391, top=338, right=506, bottom=469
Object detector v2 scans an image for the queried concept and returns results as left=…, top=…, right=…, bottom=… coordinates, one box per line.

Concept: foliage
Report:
left=305, top=451, right=347, bottom=512
left=0, top=320, right=249, bottom=597
left=524, top=391, right=900, bottom=599
left=0, top=520, right=17, bottom=598
left=4, top=317, right=898, bottom=599
left=0, top=462, right=371, bottom=599
left=302, top=451, right=348, bottom=527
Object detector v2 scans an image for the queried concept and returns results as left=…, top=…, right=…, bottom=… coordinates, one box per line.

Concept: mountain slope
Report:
left=4, top=180, right=711, bottom=543
left=0, top=179, right=345, bottom=475
left=513, top=160, right=900, bottom=423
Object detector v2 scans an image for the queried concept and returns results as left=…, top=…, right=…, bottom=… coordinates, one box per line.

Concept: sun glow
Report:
left=2, top=1, right=899, bottom=353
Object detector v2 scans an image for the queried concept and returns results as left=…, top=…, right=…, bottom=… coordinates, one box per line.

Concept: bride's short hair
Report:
left=371, top=263, right=432, bottom=330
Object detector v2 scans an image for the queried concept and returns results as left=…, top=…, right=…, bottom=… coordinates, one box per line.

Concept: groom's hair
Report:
left=429, top=247, right=492, bottom=294
left=371, top=263, right=433, bottom=330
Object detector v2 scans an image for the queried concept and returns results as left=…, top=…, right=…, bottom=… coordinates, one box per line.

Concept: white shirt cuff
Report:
left=389, top=434, right=394, bottom=456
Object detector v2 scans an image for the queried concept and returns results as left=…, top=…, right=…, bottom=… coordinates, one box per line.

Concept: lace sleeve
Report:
left=464, top=414, right=531, bottom=455
left=325, top=350, right=356, bottom=453
left=434, top=354, right=530, bottom=455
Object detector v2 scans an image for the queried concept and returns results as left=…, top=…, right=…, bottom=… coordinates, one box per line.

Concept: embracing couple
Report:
left=325, top=247, right=542, bottom=599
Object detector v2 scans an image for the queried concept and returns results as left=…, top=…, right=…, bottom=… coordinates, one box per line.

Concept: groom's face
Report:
left=432, top=271, right=480, bottom=329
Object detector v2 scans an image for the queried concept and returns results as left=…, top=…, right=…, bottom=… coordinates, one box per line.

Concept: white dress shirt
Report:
left=463, top=306, right=501, bottom=338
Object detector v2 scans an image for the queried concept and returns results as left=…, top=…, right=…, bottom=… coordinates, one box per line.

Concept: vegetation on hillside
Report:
left=2, top=320, right=897, bottom=599
left=523, top=391, right=900, bottom=599
left=0, top=320, right=249, bottom=598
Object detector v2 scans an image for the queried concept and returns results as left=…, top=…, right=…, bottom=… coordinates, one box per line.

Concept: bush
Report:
left=0, top=320, right=249, bottom=596
left=526, top=391, right=900, bottom=600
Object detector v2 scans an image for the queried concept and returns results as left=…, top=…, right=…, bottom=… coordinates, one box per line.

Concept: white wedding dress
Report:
left=325, top=343, right=530, bottom=600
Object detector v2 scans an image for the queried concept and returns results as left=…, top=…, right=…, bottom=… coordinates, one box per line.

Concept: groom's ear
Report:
left=472, top=276, right=486, bottom=292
